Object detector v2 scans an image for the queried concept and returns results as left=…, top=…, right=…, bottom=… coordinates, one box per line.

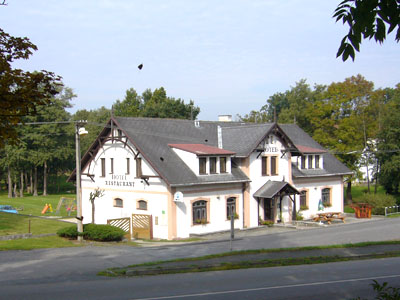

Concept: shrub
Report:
left=354, top=193, right=396, bottom=215
left=57, top=224, right=125, bottom=241
left=57, top=225, right=78, bottom=239
left=82, top=224, right=125, bottom=241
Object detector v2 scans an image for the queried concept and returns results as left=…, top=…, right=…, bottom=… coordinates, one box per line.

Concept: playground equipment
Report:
left=41, top=203, right=54, bottom=214
left=56, top=197, right=76, bottom=216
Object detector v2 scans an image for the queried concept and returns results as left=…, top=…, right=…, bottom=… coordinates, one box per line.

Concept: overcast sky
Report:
left=2, top=0, right=399, bottom=120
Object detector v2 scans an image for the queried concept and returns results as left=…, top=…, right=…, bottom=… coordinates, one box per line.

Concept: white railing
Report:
left=385, top=205, right=400, bottom=217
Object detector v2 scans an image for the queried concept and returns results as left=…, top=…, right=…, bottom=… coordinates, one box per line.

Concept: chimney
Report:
left=218, top=115, right=232, bottom=122
left=217, top=126, right=223, bottom=149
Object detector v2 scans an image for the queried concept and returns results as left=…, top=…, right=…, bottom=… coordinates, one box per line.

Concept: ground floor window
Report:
left=322, top=188, right=331, bottom=206
left=113, top=198, right=123, bottom=208
left=300, top=190, right=308, bottom=209
left=137, top=200, right=147, bottom=210
left=226, top=197, right=236, bottom=219
left=193, top=200, right=207, bottom=224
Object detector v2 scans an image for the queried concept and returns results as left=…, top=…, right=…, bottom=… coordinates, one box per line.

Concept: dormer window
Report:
left=308, top=155, right=313, bottom=169
left=315, top=155, right=320, bottom=169
left=220, top=157, right=227, bottom=173
left=199, top=157, right=207, bottom=175
left=209, top=157, right=217, bottom=174
left=301, top=156, right=306, bottom=169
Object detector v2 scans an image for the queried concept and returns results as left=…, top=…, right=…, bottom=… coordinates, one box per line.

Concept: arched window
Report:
left=227, top=197, right=236, bottom=219
left=193, top=200, right=207, bottom=224
left=138, top=200, right=147, bottom=210
left=114, top=198, right=123, bottom=208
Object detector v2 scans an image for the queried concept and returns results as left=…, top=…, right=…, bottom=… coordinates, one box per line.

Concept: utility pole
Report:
left=75, top=121, right=87, bottom=242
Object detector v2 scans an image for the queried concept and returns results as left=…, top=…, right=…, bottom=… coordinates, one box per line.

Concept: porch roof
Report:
left=253, top=180, right=299, bottom=199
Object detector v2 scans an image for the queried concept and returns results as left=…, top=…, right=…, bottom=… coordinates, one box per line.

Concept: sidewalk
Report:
left=132, top=213, right=384, bottom=247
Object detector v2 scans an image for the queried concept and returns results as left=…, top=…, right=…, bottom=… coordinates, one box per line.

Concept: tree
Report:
left=0, top=28, right=62, bottom=147
left=89, top=187, right=105, bottom=224
left=308, top=75, right=377, bottom=201
left=334, top=0, right=400, bottom=61
left=377, top=84, right=400, bottom=194
left=113, top=87, right=200, bottom=120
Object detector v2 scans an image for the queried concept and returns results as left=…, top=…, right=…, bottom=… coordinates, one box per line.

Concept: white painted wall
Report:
left=81, top=136, right=170, bottom=239
left=247, top=135, right=291, bottom=227
left=293, top=176, right=344, bottom=219
left=175, top=184, right=243, bottom=238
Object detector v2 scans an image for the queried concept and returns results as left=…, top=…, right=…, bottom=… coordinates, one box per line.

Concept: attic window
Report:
left=160, top=157, right=164, bottom=161
left=194, top=120, right=200, bottom=127
left=204, top=139, right=208, bottom=143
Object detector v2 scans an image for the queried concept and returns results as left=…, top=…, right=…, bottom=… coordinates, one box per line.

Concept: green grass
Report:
left=0, top=191, right=77, bottom=217
left=0, top=235, right=81, bottom=251
left=0, top=212, right=73, bottom=236
left=99, top=240, right=400, bottom=277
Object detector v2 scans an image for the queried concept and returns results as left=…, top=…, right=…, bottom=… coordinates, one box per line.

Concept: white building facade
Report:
left=72, top=117, right=352, bottom=240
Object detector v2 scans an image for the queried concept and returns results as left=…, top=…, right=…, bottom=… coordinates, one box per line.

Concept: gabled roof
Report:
left=72, top=117, right=351, bottom=186
left=169, top=144, right=235, bottom=156
left=254, top=180, right=299, bottom=198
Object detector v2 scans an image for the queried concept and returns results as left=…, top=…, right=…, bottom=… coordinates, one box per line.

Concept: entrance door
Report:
left=264, top=198, right=274, bottom=221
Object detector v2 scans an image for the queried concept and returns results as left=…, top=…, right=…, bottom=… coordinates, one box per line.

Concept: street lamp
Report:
left=75, top=120, right=88, bottom=242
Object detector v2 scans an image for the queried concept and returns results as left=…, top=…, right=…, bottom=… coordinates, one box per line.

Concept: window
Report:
left=300, top=190, right=308, bottom=209
left=101, top=158, right=105, bottom=177
left=220, top=157, right=227, bottom=173
left=227, top=197, right=236, bottom=219
left=136, top=158, right=142, bottom=177
left=114, top=198, right=123, bottom=207
left=117, top=129, right=122, bottom=137
left=308, top=155, right=313, bottom=169
left=209, top=157, right=217, bottom=174
left=199, top=157, right=207, bottom=175
left=138, top=200, right=147, bottom=210
left=315, top=155, right=320, bottom=169
left=270, top=156, right=278, bottom=175
left=301, top=156, right=306, bottom=169
left=193, top=200, right=207, bottom=224
left=110, top=158, right=114, bottom=174
left=126, top=158, right=130, bottom=175
left=322, top=188, right=331, bottom=206
left=261, top=157, right=268, bottom=176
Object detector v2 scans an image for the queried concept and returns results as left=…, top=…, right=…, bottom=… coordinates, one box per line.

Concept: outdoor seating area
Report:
left=313, top=212, right=346, bottom=225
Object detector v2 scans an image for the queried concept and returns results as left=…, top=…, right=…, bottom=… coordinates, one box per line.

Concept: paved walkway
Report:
left=133, top=213, right=384, bottom=247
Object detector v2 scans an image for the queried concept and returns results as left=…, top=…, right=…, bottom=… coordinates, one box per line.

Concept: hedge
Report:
left=57, top=224, right=126, bottom=241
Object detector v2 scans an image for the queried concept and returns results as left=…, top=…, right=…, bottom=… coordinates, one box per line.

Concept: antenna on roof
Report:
left=273, top=106, right=277, bottom=124
left=111, top=105, right=114, bottom=118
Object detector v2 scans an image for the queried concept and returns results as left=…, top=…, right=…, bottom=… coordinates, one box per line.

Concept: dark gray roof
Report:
left=292, top=152, right=352, bottom=178
left=114, top=117, right=249, bottom=187
left=254, top=180, right=299, bottom=198
left=221, top=124, right=273, bottom=156
left=81, top=117, right=351, bottom=186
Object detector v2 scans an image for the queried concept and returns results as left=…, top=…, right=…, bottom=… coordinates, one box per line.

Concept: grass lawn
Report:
left=0, top=235, right=81, bottom=251
left=0, top=212, right=73, bottom=236
left=0, top=191, right=77, bottom=217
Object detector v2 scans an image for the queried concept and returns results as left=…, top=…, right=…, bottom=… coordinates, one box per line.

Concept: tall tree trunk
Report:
left=20, top=171, right=24, bottom=197
left=346, top=180, right=352, bottom=203
left=33, top=166, right=38, bottom=196
left=24, top=172, right=29, bottom=193
left=91, top=200, right=95, bottom=224
left=30, top=169, right=33, bottom=195
left=13, top=182, right=17, bottom=198
left=7, top=165, right=12, bottom=198
left=43, top=161, right=48, bottom=196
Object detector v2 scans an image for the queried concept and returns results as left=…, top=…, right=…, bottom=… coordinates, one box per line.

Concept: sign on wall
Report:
left=174, top=191, right=183, bottom=202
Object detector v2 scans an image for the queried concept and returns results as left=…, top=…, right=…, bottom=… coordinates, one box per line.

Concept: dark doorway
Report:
left=264, top=198, right=274, bottom=221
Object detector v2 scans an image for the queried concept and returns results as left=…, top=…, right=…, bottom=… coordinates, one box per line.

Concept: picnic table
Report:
left=313, top=212, right=345, bottom=225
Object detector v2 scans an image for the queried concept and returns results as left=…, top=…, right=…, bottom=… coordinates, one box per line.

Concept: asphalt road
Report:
left=1, top=217, right=400, bottom=299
